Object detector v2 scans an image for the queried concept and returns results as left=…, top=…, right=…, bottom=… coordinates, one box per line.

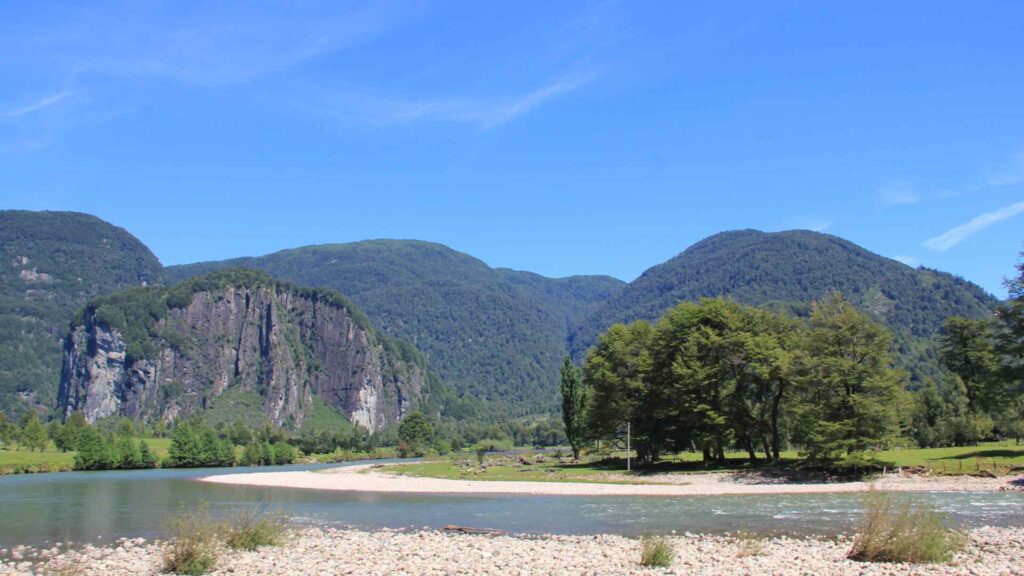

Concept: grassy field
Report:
left=389, top=441, right=1024, bottom=484
left=0, top=437, right=173, bottom=475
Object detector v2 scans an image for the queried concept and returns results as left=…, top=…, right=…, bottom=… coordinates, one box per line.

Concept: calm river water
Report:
left=2, top=460, right=1023, bottom=548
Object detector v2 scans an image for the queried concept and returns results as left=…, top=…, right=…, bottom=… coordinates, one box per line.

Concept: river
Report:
left=1, top=460, right=1022, bottom=549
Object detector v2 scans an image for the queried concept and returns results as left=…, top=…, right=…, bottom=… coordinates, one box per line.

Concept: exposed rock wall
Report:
left=58, top=284, right=425, bottom=431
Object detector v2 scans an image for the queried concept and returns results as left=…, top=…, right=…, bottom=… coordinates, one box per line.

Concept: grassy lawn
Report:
left=877, top=441, right=1024, bottom=474
left=0, top=447, right=74, bottom=473
left=388, top=458, right=650, bottom=484
left=0, top=437, right=172, bottom=475
left=387, top=441, right=1024, bottom=484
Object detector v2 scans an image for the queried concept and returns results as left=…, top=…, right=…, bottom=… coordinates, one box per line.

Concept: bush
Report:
left=163, top=509, right=219, bottom=575
left=639, top=536, right=674, bottom=568
left=848, top=492, right=965, bottom=564
left=221, top=509, right=286, bottom=551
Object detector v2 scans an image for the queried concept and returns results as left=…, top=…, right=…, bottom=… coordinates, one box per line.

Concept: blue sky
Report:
left=2, top=1, right=1023, bottom=296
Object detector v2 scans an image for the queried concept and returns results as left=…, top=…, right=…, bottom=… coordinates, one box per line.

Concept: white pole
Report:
left=627, top=422, right=631, bottom=472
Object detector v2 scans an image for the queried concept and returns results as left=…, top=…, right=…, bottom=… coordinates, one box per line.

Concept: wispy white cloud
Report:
left=4, top=2, right=416, bottom=87
left=879, top=180, right=919, bottom=206
left=0, top=91, right=74, bottom=118
left=315, top=70, right=598, bottom=129
left=983, top=151, right=1024, bottom=187
left=924, top=200, right=1024, bottom=251
left=893, top=255, right=920, bottom=267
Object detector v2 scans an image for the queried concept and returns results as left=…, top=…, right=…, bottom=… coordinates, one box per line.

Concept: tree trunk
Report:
left=771, top=383, right=784, bottom=462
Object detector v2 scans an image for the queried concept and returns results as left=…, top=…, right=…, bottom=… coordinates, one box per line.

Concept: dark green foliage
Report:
left=792, top=294, right=909, bottom=461
left=559, top=355, right=587, bottom=460
left=166, top=240, right=625, bottom=420
left=397, top=411, right=434, bottom=457
left=0, top=211, right=162, bottom=418
left=167, top=418, right=235, bottom=468
left=73, top=426, right=115, bottom=470
left=586, top=295, right=908, bottom=466
left=573, top=230, right=996, bottom=386
left=240, top=440, right=295, bottom=466
left=72, top=423, right=158, bottom=471
left=940, top=317, right=999, bottom=414
left=20, top=411, right=48, bottom=452
left=0, top=413, right=16, bottom=448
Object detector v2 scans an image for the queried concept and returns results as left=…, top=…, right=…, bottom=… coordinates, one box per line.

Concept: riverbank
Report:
left=3, top=526, right=1022, bottom=575
left=201, top=462, right=1024, bottom=496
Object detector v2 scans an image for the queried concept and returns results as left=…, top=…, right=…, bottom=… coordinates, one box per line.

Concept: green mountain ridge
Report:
left=166, top=240, right=626, bottom=420
left=570, top=229, right=998, bottom=384
left=0, top=211, right=163, bottom=418
left=0, top=210, right=1000, bottom=421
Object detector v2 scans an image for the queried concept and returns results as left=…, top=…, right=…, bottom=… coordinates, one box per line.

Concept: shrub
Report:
left=848, top=492, right=965, bottom=564
left=735, top=531, right=765, bottom=557
left=639, top=536, right=674, bottom=568
left=163, top=509, right=219, bottom=575
left=221, top=509, right=286, bottom=551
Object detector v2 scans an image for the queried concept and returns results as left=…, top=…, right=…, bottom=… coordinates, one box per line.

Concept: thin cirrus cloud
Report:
left=0, top=91, right=75, bottom=118
left=325, top=71, right=599, bottom=129
left=924, top=200, right=1024, bottom=252
left=879, top=180, right=920, bottom=206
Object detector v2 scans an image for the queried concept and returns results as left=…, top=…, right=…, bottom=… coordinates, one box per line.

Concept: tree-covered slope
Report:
left=571, top=229, right=998, bottom=384
left=0, top=211, right=163, bottom=417
left=60, top=269, right=439, bottom=431
left=166, top=241, right=625, bottom=419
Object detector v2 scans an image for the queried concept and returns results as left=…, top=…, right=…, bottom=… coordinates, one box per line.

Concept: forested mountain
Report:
left=571, top=229, right=998, bottom=384
left=59, top=270, right=439, bottom=431
left=166, top=241, right=625, bottom=419
left=0, top=209, right=999, bottom=422
left=0, top=211, right=162, bottom=418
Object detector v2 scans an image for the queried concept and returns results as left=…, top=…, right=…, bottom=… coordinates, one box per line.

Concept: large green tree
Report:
left=791, top=293, right=909, bottom=461
left=20, top=411, right=48, bottom=452
left=940, top=317, right=999, bottom=414
left=559, top=355, right=587, bottom=461
left=647, top=299, right=796, bottom=464
left=584, top=321, right=655, bottom=460
left=397, top=411, right=434, bottom=457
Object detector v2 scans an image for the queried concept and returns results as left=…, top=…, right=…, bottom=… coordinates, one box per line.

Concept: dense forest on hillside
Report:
left=0, top=211, right=162, bottom=418
left=166, top=241, right=624, bottom=420
left=572, top=230, right=998, bottom=385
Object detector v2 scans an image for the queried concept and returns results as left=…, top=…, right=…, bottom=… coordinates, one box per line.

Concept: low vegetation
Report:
left=162, top=509, right=219, bottom=576
left=734, top=531, right=766, bottom=557
left=848, top=492, right=966, bottom=564
left=639, top=536, right=674, bottom=568
left=221, top=509, right=287, bottom=551
left=162, top=506, right=288, bottom=575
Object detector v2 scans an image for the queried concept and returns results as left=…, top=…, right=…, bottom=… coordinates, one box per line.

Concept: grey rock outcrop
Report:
left=58, top=281, right=426, bottom=431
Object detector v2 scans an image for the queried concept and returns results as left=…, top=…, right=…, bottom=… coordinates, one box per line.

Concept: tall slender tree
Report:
left=560, top=354, right=587, bottom=461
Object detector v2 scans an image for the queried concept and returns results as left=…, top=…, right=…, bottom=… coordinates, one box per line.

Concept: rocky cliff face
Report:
left=58, top=276, right=428, bottom=431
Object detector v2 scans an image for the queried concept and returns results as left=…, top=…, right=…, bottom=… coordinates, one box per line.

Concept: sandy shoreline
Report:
left=4, top=526, right=1023, bottom=575
left=200, top=463, right=1024, bottom=496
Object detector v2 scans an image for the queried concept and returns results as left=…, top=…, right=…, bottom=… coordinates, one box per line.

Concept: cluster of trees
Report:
left=74, top=427, right=158, bottom=470
left=915, top=253, right=1024, bottom=447
left=564, top=253, right=1024, bottom=467
left=0, top=410, right=49, bottom=451
left=573, top=293, right=909, bottom=466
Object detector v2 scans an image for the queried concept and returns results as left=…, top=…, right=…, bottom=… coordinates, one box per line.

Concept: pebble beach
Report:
left=201, top=463, right=1024, bottom=496
left=3, top=526, right=1023, bottom=576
